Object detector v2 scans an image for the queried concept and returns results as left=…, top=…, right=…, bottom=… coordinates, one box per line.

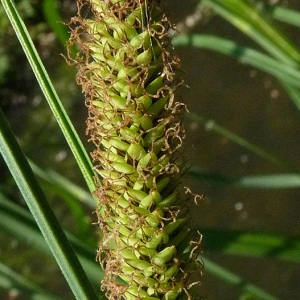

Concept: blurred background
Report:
left=0, top=0, right=299, bottom=299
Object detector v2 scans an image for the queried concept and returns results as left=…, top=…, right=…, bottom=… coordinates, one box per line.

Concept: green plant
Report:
left=68, top=0, right=201, bottom=298
left=0, top=0, right=300, bottom=299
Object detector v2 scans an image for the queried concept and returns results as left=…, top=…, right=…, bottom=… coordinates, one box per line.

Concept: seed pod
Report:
left=138, top=246, right=157, bottom=259
left=127, top=187, right=148, bottom=202
left=145, top=75, right=164, bottom=95
left=160, top=264, right=180, bottom=282
left=145, top=211, right=162, bottom=227
left=68, top=0, right=202, bottom=299
left=162, top=288, right=181, bottom=300
left=125, top=284, right=153, bottom=298
left=140, top=115, right=154, bottom=131
left=157, top=192, right=177, bottom=209
left=137, top=95, right=153, bottom=111
left=112, top=162, right=136, bottom=175
left=152, top=246, right=176, bottom=266
left=127, top=143, right=147, bottom=160
left=165, top=218, right=185, bottom=235
left=145, top=231, right=169, bottom=249
left=148, top=96, right=169, bottom=116
left=127, top=259, right=154, bottom=272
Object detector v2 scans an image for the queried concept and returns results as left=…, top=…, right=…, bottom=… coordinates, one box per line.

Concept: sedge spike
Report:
left=68, top=0, right=202, bottom=299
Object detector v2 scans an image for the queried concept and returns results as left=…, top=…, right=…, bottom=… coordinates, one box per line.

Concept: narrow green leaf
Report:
left=172, top=34, right=300, bottom=89
left=202, top=0, right=300, bottom=65
left=279, top=80, right=300, bottom=112
left=0, top=108, right=97, bottom=299
left=200, top=228, right=300, bottom=263
left=185, top=113, right=298, bottom=173
left=200, top=257, right=279, bottom=300
left=270, top=5, right=300, bottom=28
left=189, top=167, right=300, bottom=189
left=0, top=0, right=97, bottom=196
left=0, top=192, right=119, bottom=288
left=30, top=160, right=95, bottom=208
left=30, top=160, right=95, bottom=242
left=173, top=34, right=300, bottom=112
left=42, top=0, right=70, bottom=46
left=237, top=174, right=300, bottom=189
left=0, top=262, right=62, bottom=300
left=0, top=192, right=49, bottom=253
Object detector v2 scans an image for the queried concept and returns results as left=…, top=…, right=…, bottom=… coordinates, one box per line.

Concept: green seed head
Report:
left=68, top=0, right=202, bottom=299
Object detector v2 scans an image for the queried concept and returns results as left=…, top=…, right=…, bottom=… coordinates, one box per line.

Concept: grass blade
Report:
left=30, top=160, right=95, bottom=242
left=270, top=5, right=300, bottom=28
left=0, top=262, right=62, bottom=300
left=0, top=192, right=119, bottom=289
left=184, top=113, right=298, bottom=172
left=189, top=167, right=300, bottom=189
left=202, top=0, right=300, bottom=65
left=42, top=0, right=69, bottom=46
left=235, top=174, right=300, bottom=189
left=173, top=34, right=300, bottom=112
left=200, top=228, right=300, bottom=263
left=0, top=108, right=98, bottom=299
left=279, top=80, right=300, bottom=112
left=0, top=0, right=97, bottom=196
left=201, top=257, right=279, bottom=300
left=173, top=34, right=300, bottom=89
left=30, top=160, right=95, bottom=208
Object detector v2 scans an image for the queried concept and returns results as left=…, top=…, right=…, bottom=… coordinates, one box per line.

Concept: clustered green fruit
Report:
left=68, top=0, right=202, bottom=299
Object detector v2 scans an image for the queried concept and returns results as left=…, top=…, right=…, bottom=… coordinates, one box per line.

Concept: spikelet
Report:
left=68, top=0, right=202, bottom=299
